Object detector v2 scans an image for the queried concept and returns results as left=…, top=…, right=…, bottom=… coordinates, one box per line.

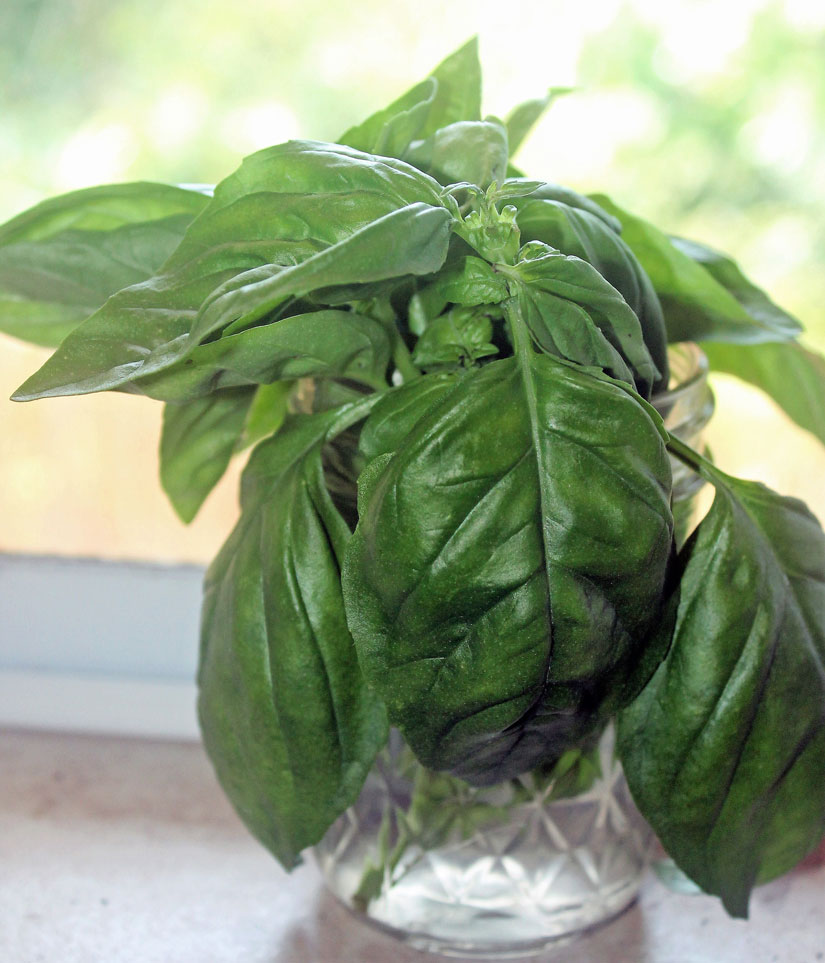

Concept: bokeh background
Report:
left=2, top=0, right=824, bottom=561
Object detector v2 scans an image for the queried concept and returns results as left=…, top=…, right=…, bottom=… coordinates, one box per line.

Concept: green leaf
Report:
left=505, top=87, right=572, bottom=158
left=339, top=79, right=437, bottom=157
left=702, top=340, right=825, bottom=448
left=160, top=388, right=255, bottom=523
left=404, top=120, right=509, bottom=190
left=419, top=37, right=482, bottom=137
left=358, top=372, right=460, bottom=463
left=235, top=381, right=291, bottom=452
left=191, top=202, right=454, bottom=343
left=619, top=451, right=825, bottom=917
left=136, top=309, right=392, bottom=401
left=412, top=305, right=500, bottom=368
left=0, top=181, right=209, bottom=245
left=198, top=408, right=388, bottom=869
left=0, top=183, right=208, bottom=347
left=416, top=255, right=509, bottom=310
left=503, top=244, right=660, bottom=397
left=343, top=349, right=673, bottom=785
left=511, top=197, right=669, bottom=388
left=591, top=194, right=801, bottom=344
left=12, top=143, right=448, bottom=401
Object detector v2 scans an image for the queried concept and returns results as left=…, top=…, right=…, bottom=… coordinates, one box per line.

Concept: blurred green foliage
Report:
left=2, top=0, right=822, bottom=342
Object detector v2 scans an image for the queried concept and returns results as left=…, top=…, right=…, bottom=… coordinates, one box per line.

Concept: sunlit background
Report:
left=2, top=0, right=824, bottom=561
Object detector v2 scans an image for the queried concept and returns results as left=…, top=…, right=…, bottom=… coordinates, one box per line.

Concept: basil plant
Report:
left=4, top=39, right=824, bottom=919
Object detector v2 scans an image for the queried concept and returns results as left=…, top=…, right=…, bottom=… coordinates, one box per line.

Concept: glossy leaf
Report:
left=404, top=120, right=509, bottom=190
left=191, top=202, right=454, bottom=343
left=503, top=244, right=660, bottom=396
left=13, top=143, right=447, bottom=401
left=160, top=388, right=255, bottom=523
left=412, top=305, right=500, bottom=368
left=199, top=409, right=388, bottom=869
left=591, top=194, right=802, bottom=344
left=512, top=197, right=669, bottom=387
left=619, top=455, right=825, bottom=916
left=343, top=353, right=673, bottom=784
left=0, top=183, right=208, bottom=347
left=136, top=309, right=392, bottom=401
left=702, top=340, right=825, bottom=448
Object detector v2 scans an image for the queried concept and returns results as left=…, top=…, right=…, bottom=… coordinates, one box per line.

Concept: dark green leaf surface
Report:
left=343, top=353, right=673, bottom=784
left=505, top=245, right=659, bottom=396
left=512, top=198, right=669, bottom=388
left=13, top=143, right=447, bottom=401
left=619, top=456, right=825, bottom=917
left=0, top=183, right=208, bottom=348
left=198, top=410, right=388, bottom=869
left=702, top=340, right=825, bottom=447
left=160, top=388, right=255, bottom=523
left=591, top=194, right=801, bottom=344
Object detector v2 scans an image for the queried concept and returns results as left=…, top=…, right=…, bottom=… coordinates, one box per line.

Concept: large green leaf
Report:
left=702, top=340, right=825, bottom=448
left=418, top=37, right=482, bottom=138
left=512, top=197, right=669, bottom=388
left=0, top=183, right=209, bottom=347
left=591, top=194, right=802, bottom=344
left=619, top=453, right=825, bottom=917
left=343, top=348, right=673, bottom=785
left=12, top=144, right=450, bottom=401
left=160, top=388, right=255, bottom=523
left=198, top=407, right=388, bottom=869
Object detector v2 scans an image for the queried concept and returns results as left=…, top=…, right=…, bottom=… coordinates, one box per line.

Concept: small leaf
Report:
left=412, top=305, right=500, bottom=367
left=235, top=381, right=291, bottom=452
left=404, top=120, right=509, bottom=190
left=160, top=388, right=255, bottom=523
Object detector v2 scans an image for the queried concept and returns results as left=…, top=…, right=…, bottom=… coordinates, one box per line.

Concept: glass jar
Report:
left=316, top=344, right=714, bottom=959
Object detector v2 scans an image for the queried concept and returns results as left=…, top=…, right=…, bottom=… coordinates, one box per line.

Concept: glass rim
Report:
left=652, top=342, right=709, bottom=410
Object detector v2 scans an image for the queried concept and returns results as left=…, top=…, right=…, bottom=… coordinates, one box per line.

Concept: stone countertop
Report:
left=1, top=728, right=823, bottom=963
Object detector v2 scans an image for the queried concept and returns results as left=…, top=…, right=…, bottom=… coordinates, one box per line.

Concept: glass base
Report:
left=316, top=728, right=653, bottom=960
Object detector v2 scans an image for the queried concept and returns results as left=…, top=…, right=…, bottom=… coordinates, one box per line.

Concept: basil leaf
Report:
left=0, top=183, right=208, bottom=347
left=339, top=79, right=437, bottom=157
left=357, top=371, right=460, bottom=462
left=234, top=381, right=291, bottom=452
left=199, top=410, right=388, bottom=870
left=702, top=340, right=825, bottom=448
left=415, top=255, right=509, bottom=309
left=136, top=309, right=392, bottom=401
left=343, top=352, right=673, bottom=785
left=412, top=305, right=500, bottom=368
left=160, top=388, right=255, bottom=523
left=13, top=143, right=446, bottom=401
left=505, top=87, right=572, bottom=158
left=191, top=202, right=453, bottom=343
left=418, top=37, right=482, bottom=137
left=591, top=194, right=802, bottom=344
left=404, top=120, right=509, bottom=190
left=512, top=198, right=669, bottom=388
left=503, top=245, right=660, bottom=397
left=619, top=454, right=825, bottom=917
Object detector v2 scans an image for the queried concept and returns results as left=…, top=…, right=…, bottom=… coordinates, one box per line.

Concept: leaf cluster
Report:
left=3, top=38, right=824, bottom=914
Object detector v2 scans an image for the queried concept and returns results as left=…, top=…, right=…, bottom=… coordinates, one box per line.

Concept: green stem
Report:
left=666, top=434, right=714, bottom=480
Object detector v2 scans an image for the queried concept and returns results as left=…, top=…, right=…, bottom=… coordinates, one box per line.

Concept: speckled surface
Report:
left=1, top=728, right=823, bottom=963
